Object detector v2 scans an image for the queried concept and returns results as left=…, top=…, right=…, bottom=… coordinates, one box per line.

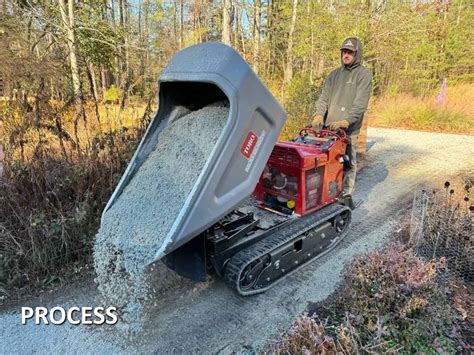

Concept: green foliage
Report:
left=281, top=75, right=321, bottom=139
left=76, top=23, right=116, bottom=69
left=104, top=85, right=121, bottom=102
left=258, top=0, right=474, bottom=133
left=3, top=0, right=473, bottom=108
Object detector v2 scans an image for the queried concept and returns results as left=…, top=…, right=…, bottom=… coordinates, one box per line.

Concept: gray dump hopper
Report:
left=102, top=43, right=287, bottom=265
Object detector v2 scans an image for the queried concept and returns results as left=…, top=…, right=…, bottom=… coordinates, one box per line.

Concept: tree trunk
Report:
left=108, top=0, right=120, bottom=88
left=124, top=0, right=131, bottom=76
left=100, top=65, right=108, bottom=99
left=59, top=0, right=85, bottom=152
left=117, top=0, right=127, bottom=83
left=222, top=0, right=232, bottom=45
left=284, top=0, right=298, bottom=83
left=252, top=0, right=261, bottom=74
left=117, top=0, right=124, bottom=29
left=180, top=0, right=184, bottom=49
left=173, top=0, right=178, bottom=47
left=121, top=0, right=131, bottom=108
left=87, top=63, right=101, bottom=124
left=195, top=0, right=203, bottom=43
left=101, top=0, right=107, bottom=20
left=236, top=4, right=246, bottom=56
left=59, top=0, right=81, bottom=100
left=303, top=0, right=310, bottom=75
left=143, top=0, right=150, bottom=94
left=265, top=0, right=273, bottom=77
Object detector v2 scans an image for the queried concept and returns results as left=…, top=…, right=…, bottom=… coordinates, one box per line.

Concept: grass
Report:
left=277, top=84, right=474, bottom=141
left=367, top=84, right=474, bottom=134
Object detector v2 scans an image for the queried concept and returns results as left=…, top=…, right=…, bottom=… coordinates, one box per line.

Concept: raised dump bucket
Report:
left=102, top=43, right=286, bottom=266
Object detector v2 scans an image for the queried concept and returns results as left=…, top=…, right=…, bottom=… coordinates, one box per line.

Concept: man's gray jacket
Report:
left=314, top=37, right=372, bottom=135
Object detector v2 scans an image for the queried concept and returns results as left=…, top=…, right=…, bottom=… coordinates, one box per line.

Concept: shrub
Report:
left=280, top=76, right=321, bottom=140
left=104, top=85, right=121, bottom=103
left=0, top=98, right=150, bottom=298
left=271, top=313, right=360, bottom=354
left=272, top=242, right=460, bottom=353
left=338, top=242, right=456, bottom=352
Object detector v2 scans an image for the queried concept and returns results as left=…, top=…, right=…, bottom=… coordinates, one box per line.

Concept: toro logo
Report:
left=241, top=131, right=258, bottom=159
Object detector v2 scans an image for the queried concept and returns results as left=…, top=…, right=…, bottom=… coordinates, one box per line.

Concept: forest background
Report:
left=0, top=0, right=473, bottom=294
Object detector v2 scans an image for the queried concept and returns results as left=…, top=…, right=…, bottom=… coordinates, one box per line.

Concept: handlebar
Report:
left=299, top=127, right=348, bottom=142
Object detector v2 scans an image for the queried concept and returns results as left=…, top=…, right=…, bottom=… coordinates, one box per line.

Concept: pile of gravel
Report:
left=94, top=102, right=229, bottom=333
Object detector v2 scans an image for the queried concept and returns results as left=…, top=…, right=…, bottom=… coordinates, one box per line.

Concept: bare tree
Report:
left=235, top=2, right=246, bottom=56
left=284, top=0, right=298, bottom=83
left=222, top=0, right=233, bottom=45
left=59, top=0, right=81, bottom=102
left=252, top=0, right=261, bottom=74
left=180, top=0, right=184, bottom=48
left=173, top=0, right=178, bottom=48
left=107, top=0, right=121, bottom=90
left=58, top=0, right=85, bottom=151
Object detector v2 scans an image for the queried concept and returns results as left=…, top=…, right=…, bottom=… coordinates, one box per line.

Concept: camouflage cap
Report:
left=340, top=38, right=357, bottom=52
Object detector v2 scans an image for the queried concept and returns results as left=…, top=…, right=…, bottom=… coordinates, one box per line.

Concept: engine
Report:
left=254, top=129, right=348, bottom=216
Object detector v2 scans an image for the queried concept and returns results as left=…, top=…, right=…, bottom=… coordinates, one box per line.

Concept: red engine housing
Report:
left=254, top=129, right=347, bottom=216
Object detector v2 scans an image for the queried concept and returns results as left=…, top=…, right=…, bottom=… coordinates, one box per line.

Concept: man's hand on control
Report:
left=329, top=120, right=349, bottom=130
left=311, top=115, right=324, bottom=128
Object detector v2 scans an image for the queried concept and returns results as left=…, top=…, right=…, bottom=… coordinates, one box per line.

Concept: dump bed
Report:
left=102, top=43, right=287, bottom=264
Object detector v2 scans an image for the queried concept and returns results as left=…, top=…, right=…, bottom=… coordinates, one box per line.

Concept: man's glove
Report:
left=329, top=120, right=349, bottom=130
left=311, top=115, right=324, bottom=128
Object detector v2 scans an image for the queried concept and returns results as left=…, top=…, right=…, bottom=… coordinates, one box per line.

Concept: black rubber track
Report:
left=224, top=203, right=351, bottom=295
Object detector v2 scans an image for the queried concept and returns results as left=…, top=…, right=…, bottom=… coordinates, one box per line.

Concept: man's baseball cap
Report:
left=341, top=38, right=357, bottom=52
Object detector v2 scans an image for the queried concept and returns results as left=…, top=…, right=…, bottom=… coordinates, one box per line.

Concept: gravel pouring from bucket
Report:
left=97, top=43, right=287, bottom=276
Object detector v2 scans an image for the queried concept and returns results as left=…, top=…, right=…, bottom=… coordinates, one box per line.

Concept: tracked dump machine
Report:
left=103, top=43, right=356, bottom=296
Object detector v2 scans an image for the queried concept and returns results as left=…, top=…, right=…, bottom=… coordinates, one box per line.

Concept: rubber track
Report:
left=224, top=203, right=351, bottom=295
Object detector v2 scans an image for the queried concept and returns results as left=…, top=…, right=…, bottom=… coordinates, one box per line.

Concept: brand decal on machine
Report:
left=245, top=130, right=266, bottom=172
left=241, top=131, right=258, bottom=158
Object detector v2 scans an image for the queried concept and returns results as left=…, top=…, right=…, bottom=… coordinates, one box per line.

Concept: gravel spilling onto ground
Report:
left=93, top=102, right=229, bottom=333
left=1, top=128, right=473, bottom=353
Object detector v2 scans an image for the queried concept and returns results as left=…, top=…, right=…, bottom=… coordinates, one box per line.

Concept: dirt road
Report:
left=1, top=127, right=473, bottom=353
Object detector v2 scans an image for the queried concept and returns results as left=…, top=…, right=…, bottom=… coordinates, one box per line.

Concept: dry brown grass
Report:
left=277, top=84, right=474, bottom=141
left=0, top=98, right=154, bottom=298
left=367, top=84, right=474, bottom=134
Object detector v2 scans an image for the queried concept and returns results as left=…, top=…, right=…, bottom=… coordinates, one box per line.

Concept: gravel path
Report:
left=1, top=127, right=473, bottom=353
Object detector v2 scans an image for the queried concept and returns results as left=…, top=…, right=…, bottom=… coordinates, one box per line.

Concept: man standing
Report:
left=310, top=37, right=372, bottom=195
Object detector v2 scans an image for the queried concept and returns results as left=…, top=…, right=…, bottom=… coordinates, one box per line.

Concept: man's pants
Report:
left=343, top=134, right=358, bottom=195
